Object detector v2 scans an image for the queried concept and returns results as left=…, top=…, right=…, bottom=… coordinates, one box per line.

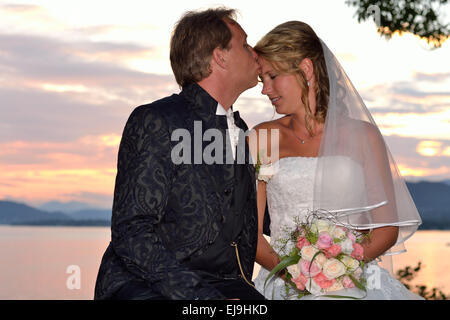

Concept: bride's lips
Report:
left=270, top=96, right=281, bottom=106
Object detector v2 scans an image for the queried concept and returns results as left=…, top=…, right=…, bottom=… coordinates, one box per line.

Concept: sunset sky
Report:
left=1, top=0, right=449, bottom=209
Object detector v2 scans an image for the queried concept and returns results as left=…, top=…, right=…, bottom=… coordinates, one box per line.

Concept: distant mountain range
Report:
left=0, top=200, right=111, bottom=227
left=0, top=180, right=449, bottom=229
left=406, top=181, right=450, bottom=230
left=38, top=200, right=102, bottom=213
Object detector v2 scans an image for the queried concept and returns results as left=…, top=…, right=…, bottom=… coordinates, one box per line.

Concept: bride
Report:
left=250, top=21, right=423, bottom=300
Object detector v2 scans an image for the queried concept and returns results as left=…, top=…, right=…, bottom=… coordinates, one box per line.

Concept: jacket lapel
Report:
left=180, top=83, right=234, bottom=189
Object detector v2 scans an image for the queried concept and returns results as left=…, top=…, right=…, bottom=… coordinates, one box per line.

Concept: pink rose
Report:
left=300, top=259, right=321, bottom=277
left=296, top=236, right=310, bottom=250
left=347, top=232, right=356, bottom=243
left=324, top=244, right=342, bottom=258
left=351, top=243, right=364, bottom=260
left=317, top=232, right=333, bottom=249
left=342, top=275, right=355, bottom=288
left=313, top=272, right=336, bottom=289
left=292, top=273, right=307, bottom=291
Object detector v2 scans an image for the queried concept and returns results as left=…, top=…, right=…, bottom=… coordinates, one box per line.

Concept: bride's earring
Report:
left=307, top=81, right=310, bottom=87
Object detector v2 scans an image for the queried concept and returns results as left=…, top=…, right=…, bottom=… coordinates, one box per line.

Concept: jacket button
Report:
left=224, top=188, right=232, bottom=195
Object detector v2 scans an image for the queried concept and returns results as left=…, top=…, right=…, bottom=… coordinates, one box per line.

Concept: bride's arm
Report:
left=247, top=125, right=284, bottom=275
left=255, top=180, right=281, bottom=272
left=360, top=226, right=398, bottom=262
left=360, top=123, right=399, bottom=262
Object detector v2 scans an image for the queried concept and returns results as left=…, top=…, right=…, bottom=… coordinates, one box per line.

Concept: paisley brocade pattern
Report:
left=94, top=84, right=258, bottom=300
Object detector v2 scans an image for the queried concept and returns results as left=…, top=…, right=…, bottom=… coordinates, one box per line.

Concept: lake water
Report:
left=0, top=225, right=449, bottom=299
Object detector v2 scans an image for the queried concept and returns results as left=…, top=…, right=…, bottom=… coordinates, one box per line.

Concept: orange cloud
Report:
left=397, top=164, right=450, bottom=177
left=0, top=165, right=116, bottom=206
left=416, top=140, right=450, bottom=157
left=0, top=135, right=121, bottom=205
left=416, top=141, right=443, bottom=157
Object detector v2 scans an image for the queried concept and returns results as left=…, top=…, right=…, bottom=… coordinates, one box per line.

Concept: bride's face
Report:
left=258, top=57, right=303, bottom=115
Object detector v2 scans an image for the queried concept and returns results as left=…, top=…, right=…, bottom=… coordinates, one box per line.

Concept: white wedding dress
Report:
left=253, top=156, right=424, bottom=300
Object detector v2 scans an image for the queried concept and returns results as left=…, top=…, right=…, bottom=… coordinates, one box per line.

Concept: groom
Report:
left=94, top=8, right=265, bottom=300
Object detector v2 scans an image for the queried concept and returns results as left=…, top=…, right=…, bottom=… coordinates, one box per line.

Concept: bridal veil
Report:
left=313, top=40, right=422, bottom=257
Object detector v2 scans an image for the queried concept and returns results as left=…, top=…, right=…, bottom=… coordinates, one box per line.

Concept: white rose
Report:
left=287, top=264, right=300, bottom=279
left=311, top=219, right=332, bottom=233
left=341, top=238, right=353, bottom=255
left=323, top=258, right=346, bottom=280
left=332, top=227, right=347, bottom=240
left=326, top=278, right=344, bottom=292
left=300, top=245, right=319, bottom=262
left=312, top=252, right=327, bottom=268
left=340, top=256, right=360, bottom=272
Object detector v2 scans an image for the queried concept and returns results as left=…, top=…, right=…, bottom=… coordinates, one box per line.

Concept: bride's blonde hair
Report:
left=254, top=21, right=329, bottom=136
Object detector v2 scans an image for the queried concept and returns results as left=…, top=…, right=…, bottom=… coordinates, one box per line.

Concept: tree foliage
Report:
left=346, top=0, right=450, bottom=48
left=396, top=261, right=448, bottom=300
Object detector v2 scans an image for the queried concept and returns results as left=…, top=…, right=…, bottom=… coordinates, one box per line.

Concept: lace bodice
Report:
left=265, top=157, right=317, bottom=251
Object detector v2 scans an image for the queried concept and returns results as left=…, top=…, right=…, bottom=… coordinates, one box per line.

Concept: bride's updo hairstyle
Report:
left=254, top=21, right=329, bottom=136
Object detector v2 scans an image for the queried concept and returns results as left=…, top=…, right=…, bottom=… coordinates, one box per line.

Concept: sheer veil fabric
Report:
left=313, top=40, right=422, bottom=260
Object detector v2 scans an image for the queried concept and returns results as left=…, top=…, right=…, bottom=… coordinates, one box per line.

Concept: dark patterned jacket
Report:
left=94, top=83, right=258, bottom=300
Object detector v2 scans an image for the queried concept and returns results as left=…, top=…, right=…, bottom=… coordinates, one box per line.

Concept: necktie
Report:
left=226, top=108, right=239, bottom=161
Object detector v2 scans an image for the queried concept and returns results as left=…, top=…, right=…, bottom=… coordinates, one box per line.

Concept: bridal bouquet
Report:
left=265, top=213, right=369, bottom=299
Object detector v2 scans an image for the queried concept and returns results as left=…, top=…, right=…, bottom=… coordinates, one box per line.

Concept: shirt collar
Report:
left=215, top=103, right=233, bottom=116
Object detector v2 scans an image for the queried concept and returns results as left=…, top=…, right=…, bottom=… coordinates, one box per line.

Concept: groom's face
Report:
left=224, top=19, right=260, bottom=91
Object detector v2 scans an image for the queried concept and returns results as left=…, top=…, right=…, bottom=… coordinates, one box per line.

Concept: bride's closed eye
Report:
left=258, top=73, right=278, bottom=83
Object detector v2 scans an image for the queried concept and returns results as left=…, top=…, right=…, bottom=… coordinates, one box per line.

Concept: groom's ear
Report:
left=211, top=47, right=228, bottom=70
left=299, top=58, right=314, bottom=81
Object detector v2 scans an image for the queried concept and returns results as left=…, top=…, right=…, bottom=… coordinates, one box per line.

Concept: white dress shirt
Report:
left=216, top=103, right=239, bottom=161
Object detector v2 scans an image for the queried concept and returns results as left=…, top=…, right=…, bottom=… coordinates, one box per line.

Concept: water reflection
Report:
left=0, top=226, right=448, bottom=299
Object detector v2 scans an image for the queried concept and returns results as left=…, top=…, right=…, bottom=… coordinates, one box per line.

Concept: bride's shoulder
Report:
left=342, top=119, right=385, bottom=151
left=342, top=118, right=381, bottom=138
left=355, top=120, right=383, bottom=143
left=252, top=116, right=289, bottom=133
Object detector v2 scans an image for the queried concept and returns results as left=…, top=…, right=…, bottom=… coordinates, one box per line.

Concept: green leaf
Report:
left=310, top=251, right=322, bottom=270
left=348, top=274, right=366, bottom=291
left=306, top=231, right=318, bottom=245
left=264, top=255, right=300, bottom=290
